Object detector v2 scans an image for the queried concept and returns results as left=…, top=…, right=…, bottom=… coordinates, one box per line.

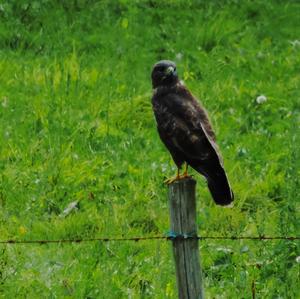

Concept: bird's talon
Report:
left=164, top=174, right=192, bottom=184
left=164, top=176, right=180, bottom=185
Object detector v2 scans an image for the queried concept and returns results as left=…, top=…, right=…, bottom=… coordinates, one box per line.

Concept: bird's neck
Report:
left=153, top=80, right=182, bottom=96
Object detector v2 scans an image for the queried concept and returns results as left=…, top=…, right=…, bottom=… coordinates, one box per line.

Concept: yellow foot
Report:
left=164, top=175, right=180, bottom=185
left=183, top=173, right=193, bottom=179
left=164, top=164, right=192, bottom=184
left=164, top=174, right=193, bottom=185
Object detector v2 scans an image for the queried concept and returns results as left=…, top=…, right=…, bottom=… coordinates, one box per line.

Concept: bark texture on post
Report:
left=168, top=177, right=204, bottom=299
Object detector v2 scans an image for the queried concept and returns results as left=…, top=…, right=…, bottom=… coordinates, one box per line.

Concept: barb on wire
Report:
left=0, top=235, right=299, bottom=245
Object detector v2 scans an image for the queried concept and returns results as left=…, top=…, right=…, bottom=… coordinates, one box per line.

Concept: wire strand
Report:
left=0, top=235, right=299, bottom=245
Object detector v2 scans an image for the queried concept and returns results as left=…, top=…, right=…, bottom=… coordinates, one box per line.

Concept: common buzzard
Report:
left=151, top=60, right=234, bottom=206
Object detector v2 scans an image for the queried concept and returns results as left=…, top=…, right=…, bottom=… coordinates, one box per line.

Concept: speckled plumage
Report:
left=151, top=60, right=233, bottom=205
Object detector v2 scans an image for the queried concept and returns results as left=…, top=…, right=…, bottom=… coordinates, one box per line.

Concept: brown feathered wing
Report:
left=152, top=85, right=233, bottom=205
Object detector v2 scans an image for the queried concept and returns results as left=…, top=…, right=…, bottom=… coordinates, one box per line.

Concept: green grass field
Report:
left=0, top=1, right=299, bottom=298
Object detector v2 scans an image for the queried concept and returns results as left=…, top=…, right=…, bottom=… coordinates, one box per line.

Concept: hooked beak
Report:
left=165, top=66, right=175, bottom=75
left=162, top=66, right=175, bottom=80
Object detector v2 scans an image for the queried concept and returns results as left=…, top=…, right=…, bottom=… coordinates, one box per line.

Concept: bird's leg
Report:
left=183, top=163, right=189, bottom=177
left=164, top=164, right=192, bottom=184
left=164, top=167, right=181, bottom=185
left=182, top=162, right=193, bottom=179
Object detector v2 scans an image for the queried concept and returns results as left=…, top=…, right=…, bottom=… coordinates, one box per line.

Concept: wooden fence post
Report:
left=168, top=177, right=204, bottom=299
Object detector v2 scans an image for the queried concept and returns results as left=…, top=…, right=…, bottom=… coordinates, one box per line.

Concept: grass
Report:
left=0, top=0, right=299, bottom=298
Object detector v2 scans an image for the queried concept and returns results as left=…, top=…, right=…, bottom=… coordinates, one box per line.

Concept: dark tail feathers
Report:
left=207, top=170, right=234, bottom=206
left=192, top=161, right=234, bottom=206
left=201, top=165, right=234, bottom=206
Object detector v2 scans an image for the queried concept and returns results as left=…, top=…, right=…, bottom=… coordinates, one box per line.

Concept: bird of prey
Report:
left=151, top=60, right=234, bottom=206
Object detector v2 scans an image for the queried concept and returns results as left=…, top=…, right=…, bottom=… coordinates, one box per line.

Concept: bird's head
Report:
left=151, top=60, right=178, bottom=88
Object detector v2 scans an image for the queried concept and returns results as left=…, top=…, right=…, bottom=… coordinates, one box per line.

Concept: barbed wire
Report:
left=0, top=235, right=299, bottom=245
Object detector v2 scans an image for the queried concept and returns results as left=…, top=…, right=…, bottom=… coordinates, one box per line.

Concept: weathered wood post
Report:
left=168, top=177, right=204, bottom=299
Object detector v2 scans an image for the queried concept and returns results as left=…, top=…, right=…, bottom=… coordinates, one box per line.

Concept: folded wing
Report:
left=161, top=90, right=234, bottom=205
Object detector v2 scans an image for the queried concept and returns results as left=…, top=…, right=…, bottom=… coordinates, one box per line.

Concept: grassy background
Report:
left=0, top=0, right=299, bottom=298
